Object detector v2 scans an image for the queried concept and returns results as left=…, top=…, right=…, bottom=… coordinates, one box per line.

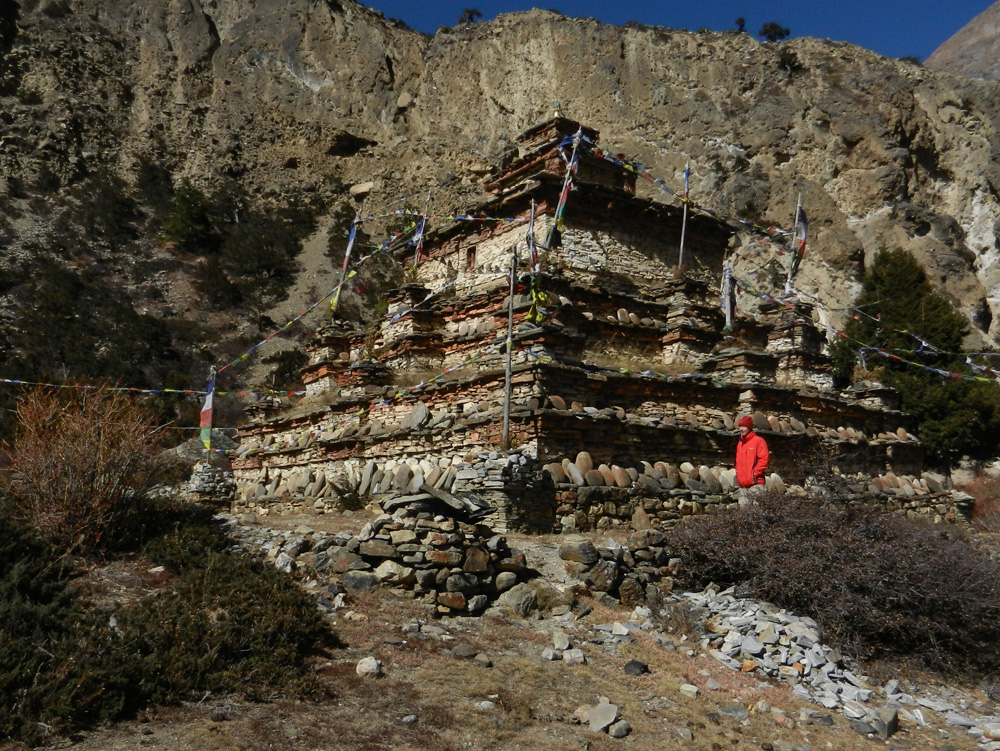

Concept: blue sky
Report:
left=365, top=1, right=993, bottom=61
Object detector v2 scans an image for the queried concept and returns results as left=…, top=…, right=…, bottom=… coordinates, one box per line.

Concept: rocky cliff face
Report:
left=3, top=0, right=1000, bottom=376
left=926, top=2, right=1000, bottom=81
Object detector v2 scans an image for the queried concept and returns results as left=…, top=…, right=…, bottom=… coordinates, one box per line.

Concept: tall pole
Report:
left=414, top=190, right=431, bottom=267
left=527, top=199, right=538, bottom=272
left=722, top=259, right=734, bottom=330
left=502, top=240, right=518, bottom=448
left=678, top=160, right=690, bottom=270
left=545, top=128, right=582, bottom=248
left=330, top=210, right=360, bottom=317
left=199, top=365, right=216, bottom=454
left=784, top=193, right=802, bottom=296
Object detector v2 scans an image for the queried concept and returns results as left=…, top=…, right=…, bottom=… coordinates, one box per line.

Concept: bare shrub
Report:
left=960, top=472, right=1000, bottom=533
left=0, top=387, right=171, bottom=557
left=652, top=599, right=703, bottom=638
left=666, top=495, right=1000, bottom=678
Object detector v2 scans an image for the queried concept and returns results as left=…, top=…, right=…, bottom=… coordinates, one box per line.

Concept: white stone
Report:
left=356, top=657, right=382, bottom=677
left=588, top=701, right=618, bottom=732
left=563, top=648, right=586, bottom=665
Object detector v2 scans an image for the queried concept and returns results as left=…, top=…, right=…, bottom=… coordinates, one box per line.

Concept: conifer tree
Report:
left=832, top=249, right=1000, bottom=467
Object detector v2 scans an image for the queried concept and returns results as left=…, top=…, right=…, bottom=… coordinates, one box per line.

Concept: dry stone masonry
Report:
left=231, top=116, right=970, bottom=533
left=221, top=491, right=527, bottom=616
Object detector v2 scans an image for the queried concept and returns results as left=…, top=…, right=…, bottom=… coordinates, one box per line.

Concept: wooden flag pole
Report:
left=678, top=160, right=690, bottom=270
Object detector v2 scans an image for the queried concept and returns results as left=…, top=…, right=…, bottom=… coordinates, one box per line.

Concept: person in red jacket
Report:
left=735, top=415, right=769, bottom=504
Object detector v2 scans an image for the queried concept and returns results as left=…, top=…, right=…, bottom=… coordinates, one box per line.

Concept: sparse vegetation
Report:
left=959, top=471, right=1000, bottom=536
left=0, top=387, right=171, bottom=557
left=15, top=85, right=41, bottom=104
left=667, top=494, right=1000, bottom=679
left=0, top=483, right=341, bottom=747
left=7, top=259, right=181, bottom=387
left=758, top=22, right=790, bottom=42
left=163, top=179, right=319, bottom=311
left=163, top=179, right=218, bottom=255
left=115, top=536, right=341, bottom=706
left=778, top=49, right=804, bottom=75
left=457, top=8, right=482, bottom=24
left=260, top=348, right=308, bottom=391
left=133, top=156, right=175, bottom=220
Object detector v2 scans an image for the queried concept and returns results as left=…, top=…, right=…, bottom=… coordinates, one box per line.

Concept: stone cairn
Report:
left=558, top=530, right=679, bottom=606
left=184, top=461, right=236, bottom=505
left=224, top=488, right=529, bottom=616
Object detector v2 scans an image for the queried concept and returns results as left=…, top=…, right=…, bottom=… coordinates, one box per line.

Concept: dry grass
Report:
left=42, top=517, right=997, bottom=751
left=43, top=579, right=990, bottom=751
left=72, top=554, right=177, bottom=608
left=960, top=472, right=1000, bottom=533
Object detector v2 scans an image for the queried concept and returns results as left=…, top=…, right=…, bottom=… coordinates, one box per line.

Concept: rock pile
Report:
left=678, top=586, right=1000, bottom=745
left=558, top=530, right=680, bottom=606
left=219, top=508, right=999, bottom=745
left=870, top=470, right=946, bottom=496
left=220, top=490, right=529, bottom=615
left=185, top=462, right=236, bottom=505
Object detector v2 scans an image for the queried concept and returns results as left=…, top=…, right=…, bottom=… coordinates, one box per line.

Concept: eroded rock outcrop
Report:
left=4, top=1, right=1000, bottom=345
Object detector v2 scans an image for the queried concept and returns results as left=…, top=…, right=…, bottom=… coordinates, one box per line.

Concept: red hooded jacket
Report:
left=735, top=430, right=769, bottom=487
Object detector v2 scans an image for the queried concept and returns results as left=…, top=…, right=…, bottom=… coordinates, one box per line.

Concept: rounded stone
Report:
left=609, top=720, right=632, bottom=738
left=597, top=464, right=616, bottom=486
left=664, top=464, right=681, bottom=487
left=495, top=571, right=518, bottom=592
left=545, top=463, right=567, bottom=483
left=565, top=462, right=586, bottom=486
left=751, top=411, right=769, bottom=432
left=356, top=657, right=382, bottom=677
left=558, top=537, right=600, bottom=565
left=700, top=466, right=723, bottom=493
left=611, top=465, right=631, bottom=488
